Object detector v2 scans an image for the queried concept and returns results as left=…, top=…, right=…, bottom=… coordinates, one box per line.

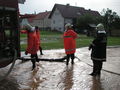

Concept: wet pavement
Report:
left=0, top=47, right=120, bottom=90
left=76, top=47, right=120, bottom=75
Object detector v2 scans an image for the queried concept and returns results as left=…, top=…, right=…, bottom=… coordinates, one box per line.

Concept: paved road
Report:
left=0, top=47, right=120, bottom=90
left=76, top=47, right=120, bottom=75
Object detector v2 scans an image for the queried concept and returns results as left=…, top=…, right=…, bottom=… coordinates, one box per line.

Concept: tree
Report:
left=112, top=17, right=120, bottom=29
left=101, top=8, right=120, bottom=35
left=76, top=14, right=102, bottom=33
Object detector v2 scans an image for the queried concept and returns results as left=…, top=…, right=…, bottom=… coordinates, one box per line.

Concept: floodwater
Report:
left=0, top=48, right=120, bottom=90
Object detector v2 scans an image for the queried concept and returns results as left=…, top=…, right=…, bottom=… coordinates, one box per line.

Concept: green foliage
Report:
left=111, top=17, right=120, bottom=29
left=76, top=14, right=102, bottom=32
left=101, top=8, right=120, bottom=30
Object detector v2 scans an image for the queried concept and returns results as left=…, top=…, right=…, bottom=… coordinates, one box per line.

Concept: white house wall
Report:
left=31, top=19, right=40, bottom=27
left=51, top=8, right=64, bottom=32
left=44, top=15, right=51, bottom=28
left=64, top=18, right=73, bottom=25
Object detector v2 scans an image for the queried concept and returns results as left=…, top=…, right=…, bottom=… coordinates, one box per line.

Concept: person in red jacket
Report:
left=35, top=26, right=43, bottom=55
left=21, top=24, right=39, bottom=70
left=63, top=23, right=77, bottom=65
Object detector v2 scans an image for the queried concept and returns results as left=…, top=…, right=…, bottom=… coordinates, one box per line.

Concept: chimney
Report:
left=88, top=9, right=91, bottom=11
left=66, top=3, right=70, bottom=7
left=34, top=11, right=36, bottom=14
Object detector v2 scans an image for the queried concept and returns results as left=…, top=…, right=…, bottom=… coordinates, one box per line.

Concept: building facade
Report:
left=20, top=11, right=51, bottom=30
left=49, top=4, right=100, bottom=32
left=31, top=11, right=51, bottom=30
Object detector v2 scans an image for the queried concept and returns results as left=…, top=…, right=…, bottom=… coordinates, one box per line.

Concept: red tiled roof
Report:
left=34, top=11, right=51, bottom=20
left=19, top=11, right=51, bottom=23
left=19, top=14, right=37, bottom=23
left=20, top=14, right=37, bottom=18
left=28, top=17, right=35, bottom=23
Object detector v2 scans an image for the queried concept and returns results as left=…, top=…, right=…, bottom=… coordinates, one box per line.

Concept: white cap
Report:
left=96, top=23, right=104, bottom=31
left=31, top=27, right=35, bottom=32
left=65, top=23, right=72, bottom=28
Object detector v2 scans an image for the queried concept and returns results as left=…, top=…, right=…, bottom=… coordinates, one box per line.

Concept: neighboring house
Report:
left=20, top=11, right=51, bottom=30
left=49, top=4, right=100, bottom=32
left=20, top=14, right=36, bottom=27
left=31, top=11, right=51, bottom=30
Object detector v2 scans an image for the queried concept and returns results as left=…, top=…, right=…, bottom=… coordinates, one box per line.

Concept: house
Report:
left=49, top=4, right=100, bottom=32
left=20, top=14, right=37, bottom=27
left=31, top=11, right=51, bottom=30
left=20, top=11, right=51, bottom=30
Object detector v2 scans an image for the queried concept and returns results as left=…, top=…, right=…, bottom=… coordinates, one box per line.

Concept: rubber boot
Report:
left=66, top=59, right=69, bottom=65
left=40, top=49, right=43, bottom=55
left=31, top=58, right=36, bottom=70
left=39, top=47, right=43, bottom=55
left=71, top=59, right=74, bottom=64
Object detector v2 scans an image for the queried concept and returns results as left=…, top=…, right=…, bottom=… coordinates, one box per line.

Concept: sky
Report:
left=19, top=0, right=120, bottom=15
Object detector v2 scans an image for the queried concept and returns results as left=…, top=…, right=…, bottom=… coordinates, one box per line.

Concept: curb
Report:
left=107, top=45, right=120, bottom=48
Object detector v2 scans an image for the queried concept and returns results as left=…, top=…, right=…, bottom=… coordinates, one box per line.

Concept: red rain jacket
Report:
left=63, top=29, right=77, bottom=54
left=36, top=29, right=41, bottom=46
left=21, top=30, right=39, bottom=54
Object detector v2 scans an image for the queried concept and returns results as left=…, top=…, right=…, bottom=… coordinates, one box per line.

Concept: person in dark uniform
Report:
left=89, top=23, right=107, bottom=76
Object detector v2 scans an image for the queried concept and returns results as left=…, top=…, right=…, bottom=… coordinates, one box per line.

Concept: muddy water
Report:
left=0, top=48, right=120, bottom=90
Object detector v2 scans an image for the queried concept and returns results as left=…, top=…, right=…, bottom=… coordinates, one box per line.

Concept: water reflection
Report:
left=91, top=76, right=103, bottom=90
left=63, top=65, right=74, bottom=90
left=29, top=64, right=43, bottom=90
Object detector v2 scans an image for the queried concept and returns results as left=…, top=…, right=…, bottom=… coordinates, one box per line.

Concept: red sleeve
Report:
left=20, top=30, right=28, bottom=34
left=70, top=30, right=77, bottom=39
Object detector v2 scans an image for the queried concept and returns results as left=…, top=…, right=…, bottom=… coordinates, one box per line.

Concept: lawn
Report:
left=20, top=30, right=120, bottom=51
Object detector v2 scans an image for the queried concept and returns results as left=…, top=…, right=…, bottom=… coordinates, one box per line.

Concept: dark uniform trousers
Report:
left=31, top=54, right=39, bottom=69
left=66, top=54, right=75, bottom=65
left=93, top=60, right=103, bottom=75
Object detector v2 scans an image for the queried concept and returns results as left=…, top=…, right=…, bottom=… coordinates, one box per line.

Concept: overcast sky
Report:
left=19, top=0, right=120, bottom=15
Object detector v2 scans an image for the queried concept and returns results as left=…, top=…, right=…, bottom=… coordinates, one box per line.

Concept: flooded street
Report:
left=0, top=47, right=120, bottom=90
